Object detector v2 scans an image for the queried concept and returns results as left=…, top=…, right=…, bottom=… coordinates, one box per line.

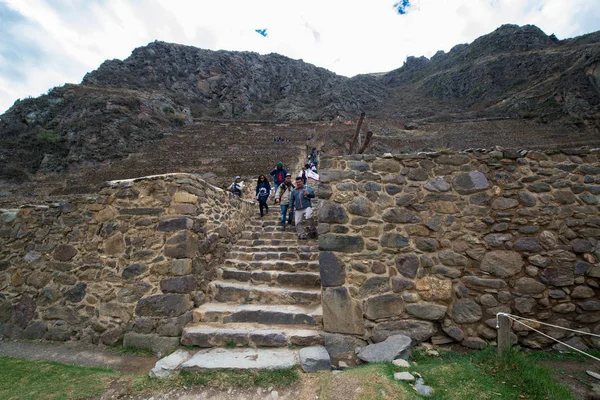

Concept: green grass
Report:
left=0, top=356, right=118, bottom=400
left=107, top=344, right=155, bottom=356
left=402, top=347, right=574, bottom=400
left=130, top=368, right=299, bottom=394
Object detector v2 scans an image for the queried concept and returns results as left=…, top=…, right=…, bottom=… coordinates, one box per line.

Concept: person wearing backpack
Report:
left=228, top=176, right=244, bottom=198
left=275, top=173, right=294, bottom=226
left=290, top=176, right=315, bottom=240
left=255, top=175, right=271, bottom=217
left=270, top=162, right=287, bottom=194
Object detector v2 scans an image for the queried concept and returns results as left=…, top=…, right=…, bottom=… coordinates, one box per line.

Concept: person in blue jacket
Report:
left=255, top=175, right=272, bottom=217
left=270, top=162, right=287, bottom=194
left=290, top=176, right=315, bottom=240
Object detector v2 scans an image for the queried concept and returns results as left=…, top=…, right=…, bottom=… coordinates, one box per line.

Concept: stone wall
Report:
left=317, top=149, right=600, bottom=350
left=0, top=173, right=254, bottom=350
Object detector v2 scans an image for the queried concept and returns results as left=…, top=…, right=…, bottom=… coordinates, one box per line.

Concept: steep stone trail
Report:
left=181, top=211, right=323, bottom=355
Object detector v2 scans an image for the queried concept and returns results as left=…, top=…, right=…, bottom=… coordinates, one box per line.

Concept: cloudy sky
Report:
left=1, top=0, right=599, bottom=114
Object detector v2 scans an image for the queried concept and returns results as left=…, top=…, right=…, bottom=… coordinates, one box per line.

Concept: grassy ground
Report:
left=0, top=356, right=118, bottom=400
left=0, top=348, right=596, bottom=399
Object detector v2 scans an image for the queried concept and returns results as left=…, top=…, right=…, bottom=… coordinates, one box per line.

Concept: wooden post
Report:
left=497, top=313, right=511, bottom=356
left=349, top=112, right=365, bottom=154
left=358, top=131, right=373, bottom=154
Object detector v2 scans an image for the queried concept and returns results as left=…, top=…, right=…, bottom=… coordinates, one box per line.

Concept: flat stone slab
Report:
left=394, top=372, right=415, bottom=382
left=356, top=334, right=412, bottom=363
left=149, top=349, right=192, bottom=378
left=181, top=348, right=299, bottom=370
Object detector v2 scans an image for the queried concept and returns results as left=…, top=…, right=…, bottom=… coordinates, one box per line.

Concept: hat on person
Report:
left=234, top=176, right=240, bottom=181
left=277, top=162, right=283, bottom=167
left=285, top=173, right=292, bottom=177
left=304, top=164, right=310, bottom=169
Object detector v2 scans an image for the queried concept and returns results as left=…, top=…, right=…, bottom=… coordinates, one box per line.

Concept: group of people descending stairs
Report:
left=228, top=158, right=318, bottom=240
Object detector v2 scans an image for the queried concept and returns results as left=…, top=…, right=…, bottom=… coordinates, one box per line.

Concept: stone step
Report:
left=219, top=268, right=321, bottom=288
left=230, top=245, right=319, bottom=254
left=180, top=348, right=299, bottom=370
left=228, top=251, right=319, bottom=262
left=181, top=322, right=323, bottom=348
left=192, top=303, right=322, bottom=326
left=240, top=231, right=302, bottom=240
left=224, top=259, right=320, bottom=273
left=209, top=280, right=321, bottom=305
left=235, top=239, right=316, bottom=247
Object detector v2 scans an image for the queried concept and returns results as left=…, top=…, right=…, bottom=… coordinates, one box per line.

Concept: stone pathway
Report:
left=180, top=212, right=323, bottom=367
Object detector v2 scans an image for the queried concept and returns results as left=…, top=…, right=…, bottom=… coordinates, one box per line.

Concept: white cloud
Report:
left=0, top=0, right=599, bottom=113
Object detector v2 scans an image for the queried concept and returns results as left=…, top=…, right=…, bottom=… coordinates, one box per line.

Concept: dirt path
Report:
left=0, top=339, right=157, bottom=375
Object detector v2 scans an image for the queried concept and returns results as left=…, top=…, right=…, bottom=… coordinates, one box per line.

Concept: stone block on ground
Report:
left=356, top=334, right=412, bottom=363
left=394, top=372, right=415, bottom=382
left=322, top=332, right=367, bottom=368
left=122, top=332, right=180, bottom=355
left=149, top=349, right=193, bottom=378
left=181, top=348, right=298, bottom=370
left=299, top=345, right=331, bottom=372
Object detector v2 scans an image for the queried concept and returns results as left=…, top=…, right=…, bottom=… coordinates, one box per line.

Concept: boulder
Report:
left=372, top=320, right=434, bottom=343
left=322, top=332, right=367, bottom=368
left=480, top=251, right=523, bottom=278
left=356, top=334, right=412, bottom=363
left=450, top=299, right=482, bottom=324
left=452, top=172, right=489, bottom=194
left=299, top=346, right=331, bottom=372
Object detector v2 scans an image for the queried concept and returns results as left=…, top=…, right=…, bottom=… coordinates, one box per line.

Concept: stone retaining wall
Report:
left=0, top=173, right=254, bottom=349
left=317, top=149, right=600, bottom=350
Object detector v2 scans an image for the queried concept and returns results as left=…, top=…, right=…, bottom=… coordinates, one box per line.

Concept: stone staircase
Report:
left=181, top=212, right=323, bottom=351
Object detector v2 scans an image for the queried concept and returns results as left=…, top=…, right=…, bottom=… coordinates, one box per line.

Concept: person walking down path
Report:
left=275, top=173, right=295, bottom=226
left=255, top=175, right=272, bottom=217
left=290, top=176, right=315, bottom=240
left=270, top=162, right=287, bottom=195
left=228, top=176, right=244, bottom=198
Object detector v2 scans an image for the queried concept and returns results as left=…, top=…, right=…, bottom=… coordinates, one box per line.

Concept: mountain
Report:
left=1, top=24, right=599, bottom=182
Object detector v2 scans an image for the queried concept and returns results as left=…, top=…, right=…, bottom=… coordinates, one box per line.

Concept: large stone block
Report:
left=382, top=208, right=420, bottom=224
left=157, top=218, right=193, bottom=232
left=462, top=276, right=507, bottom=289
left=299, top=346, right=331, bottom=372
left=322, top=286, right=364, bottom=335
left=104, top=232, right=125, bottom=256
left=156, top=311, right=193, bottom=336
left=53, top=244, right=77, bottom=261
left=452, top=171, right=489, bottom=194
left=318, top=201, right=349, bottom=224
left=135, top=294, right=192, bottom=318
left=348, top=197, right=375, bottom=217
left=165, top=231, right=199, bottom=259
left=372, top=320, right=434, bottom=343
left=160, top=275, right=198, bottom=293
left=416, top=277, right=452, bottom=300
left=123, top=332, right=180, bottom=355
left=438, top=250, right=469, bottom=267
left=322, top=332, right=367, bottom=368
left=542, top=266, right=574, bottom=287
left=122, top=263, right=148, bottom=279
left=319, top=234, right=364, bottom=253
left=395, top=254, right=419, bottom=278
left=406, top=303, right=448, bottom=320
left=357, top=334, right=412, bottom=363
left=380, top=233, right=409, bottom=248
left=373, top=159, right=400, bottom=173
left=480, top=251, right=523, bottom=278
left=319, top=251, right=346, bottom=287
left=514, top=277, right=546, bottom=294
left=364, top=294, right=403, bottom=320
left=450, top=299, right=482, bottom=324
left=99, top=302, right=134, bottom=323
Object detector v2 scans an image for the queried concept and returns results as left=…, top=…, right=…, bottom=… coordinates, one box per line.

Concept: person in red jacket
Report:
left=270, top=162, right=287, bottom=194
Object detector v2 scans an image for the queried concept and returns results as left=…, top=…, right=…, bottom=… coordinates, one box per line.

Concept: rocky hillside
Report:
left=1, top=24, right=599, bottom=181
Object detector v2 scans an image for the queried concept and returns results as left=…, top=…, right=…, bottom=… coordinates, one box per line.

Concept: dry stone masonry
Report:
left=317, top=148, right=600, bottom=350
left=0, top=173, right=253, bottom=351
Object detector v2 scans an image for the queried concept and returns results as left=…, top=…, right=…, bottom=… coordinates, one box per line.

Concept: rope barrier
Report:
left=496, top=312, right=600, bottom=362
left=496, top=313, right=600, bottom=339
